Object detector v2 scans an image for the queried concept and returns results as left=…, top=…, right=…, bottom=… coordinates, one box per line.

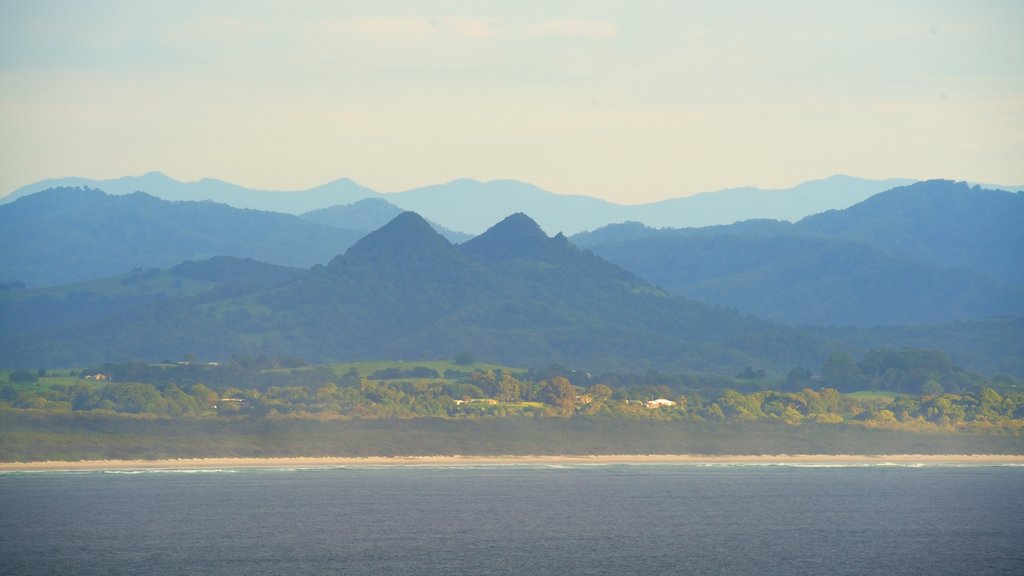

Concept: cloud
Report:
left=160, top=15, right=273, bottom=51
left=441, top=17, right=496, bottom=39
left=525, top=19, right=618, bottom=39
left=332, top=16, right=437, bottom=38
left=316, top=16, right=495, bottom=40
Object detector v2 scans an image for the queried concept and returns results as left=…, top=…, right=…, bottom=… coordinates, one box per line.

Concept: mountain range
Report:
left=0, top=212, right=825, bottom=374
left=0, top=187, right=360, bottom=287
left=1, top=177, right=1021, bottom=375
left=2, top=180, right=1021, bottom=329
left=575, top=180, right=1024, bottom=326
left=4, top=173, right=931, bottom=235
left=301, top=198, right=472, bottom=243
left=0, top=190, right=473, bottom=287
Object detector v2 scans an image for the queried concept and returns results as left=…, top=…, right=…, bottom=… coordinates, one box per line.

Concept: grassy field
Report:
left=845, top=391, right=905, bottom=402
left=1, top=370, right=93, bottom=389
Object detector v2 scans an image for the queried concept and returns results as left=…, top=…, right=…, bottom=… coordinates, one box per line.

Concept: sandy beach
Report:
left=1, top=454, right=1022, bottom=472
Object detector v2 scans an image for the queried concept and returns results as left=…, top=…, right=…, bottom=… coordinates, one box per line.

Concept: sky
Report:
left=1, top=0, right=1022, bottom=204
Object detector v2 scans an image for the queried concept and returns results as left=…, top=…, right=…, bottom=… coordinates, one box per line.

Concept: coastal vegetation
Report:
left=2, top=349, right=1022, bottom=461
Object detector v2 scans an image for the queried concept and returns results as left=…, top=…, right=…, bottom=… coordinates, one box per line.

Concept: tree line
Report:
left=3, top=349, right=1023, bottom=433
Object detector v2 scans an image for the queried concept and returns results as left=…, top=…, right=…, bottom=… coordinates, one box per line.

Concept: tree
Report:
left=588, top=384, right=613, bottom=403
left=786, top=366, right=813, bottom=389
left=498, top=373, right=521, bottom=402
left=925, top=396, right=965, bottom=424
left=975, top=387, right=1005, bottom=421
left=9, top=370, right=38, bottom=384
left=717, top=389, right=762, bottom=420
left=540, top=377, right=576, bottom=413
left=101, top=382, right=165, bottom=414
left=921, top=380, right=944, bottom=397
left=736, top=366, right=766, bottom=379
left=188, top=383, right=219, bottom=407
left=821, top=351, right=861, bottom=391
left=704, top=403, right=725, bottom=420
left=0, top=385, right=19, bottom=402
left=454, top=352, right=475, bottom=366
left=870, top=409, right=898, bottom=426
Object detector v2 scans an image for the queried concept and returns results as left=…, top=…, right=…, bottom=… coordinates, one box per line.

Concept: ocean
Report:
left=1, top=464, right=1022, bottom=575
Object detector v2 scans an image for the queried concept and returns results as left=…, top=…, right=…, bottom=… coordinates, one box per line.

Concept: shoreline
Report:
left=2, top=454, right=1023, bottom=472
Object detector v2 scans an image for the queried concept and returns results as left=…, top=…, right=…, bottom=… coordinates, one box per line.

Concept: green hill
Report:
left=0, top=212, right=826, bottom=375
left=798, top=180, right=1024, bottom=282
left=301, top=198, right=472, bottom=243
left=577, top=181, right=1024, bottom=326
left=0, top=187, right=363, bottom=287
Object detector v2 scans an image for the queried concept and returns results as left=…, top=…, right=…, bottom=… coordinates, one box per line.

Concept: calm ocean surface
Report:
left=1, top=464, right=1022, bottom=575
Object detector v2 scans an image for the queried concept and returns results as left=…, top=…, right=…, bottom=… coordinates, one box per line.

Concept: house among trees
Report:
left=646, top=398, right=677, bottom=409
left=454, top=398, right=499, bottom=406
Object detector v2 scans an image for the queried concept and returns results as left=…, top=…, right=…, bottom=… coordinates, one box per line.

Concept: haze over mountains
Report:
left=0, top=188, right=361, bottom=287
left=3, top=179, right=1020, bottom=325
left=1, top=177, right=1021, bottom=376
left=0, top=211, right=823, bottom=374
left=4, top=173, right=930, bottom=235
left=301, top=198, right=472, bottom=244
left=576, top=181, right=1024, bottom=326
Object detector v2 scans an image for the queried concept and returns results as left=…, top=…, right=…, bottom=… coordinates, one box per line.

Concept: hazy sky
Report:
left=2, top=1, right=1021, bottom=203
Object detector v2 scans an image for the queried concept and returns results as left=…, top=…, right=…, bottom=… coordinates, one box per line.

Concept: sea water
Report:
left=1, top=464, right=1022, bottom=575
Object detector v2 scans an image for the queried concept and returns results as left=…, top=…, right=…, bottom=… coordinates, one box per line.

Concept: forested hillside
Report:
left=0, top=212, right=825, bottom=374
left=300, top=198, right=471, bottom=243
left=577, top=181, right=1024, bottom=325
left=0, top=188, right=362, bottom=287
left=2, top=180, right=1021, bottom=378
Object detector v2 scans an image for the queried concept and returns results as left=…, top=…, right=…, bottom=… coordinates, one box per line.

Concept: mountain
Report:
left=301, top=198, right=473, bottom=243
left=257, top=211, right=822, bottom=373
left=2, top=172, right=379, bottom=214
left=5, top=173, right=939, bottom=235
left=0, top=256, right=305, bottom=366
left=582, top=230, right=1020, bottom=326
left=301, top=198, right=405, bottom=231
left=460, top=213, right=564, bottom=262
left=386, top=179, right=626, bottom=235
left=9, top=179, right=1020, bottom=327
left=364, top=175, right=921, bottom=235
left=0, top=212, right=826, bottom=375
left=326, top=211, right=465, bottom=274
left=576, top=180, right=1024, bottom=326
left=0, top=188, right=364, bottom=287
left=623, top=175, right=918, bottom=230
left=798, top=180, right=1024, bottom=283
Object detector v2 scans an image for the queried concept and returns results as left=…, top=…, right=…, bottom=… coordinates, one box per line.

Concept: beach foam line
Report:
left=2, top=454, right=1024, bottom=472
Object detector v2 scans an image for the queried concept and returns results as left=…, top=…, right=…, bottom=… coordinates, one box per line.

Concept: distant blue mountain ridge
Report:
left=5, top=172, right=988, bottom=235
left=574, top=180, right=1024, bottom=325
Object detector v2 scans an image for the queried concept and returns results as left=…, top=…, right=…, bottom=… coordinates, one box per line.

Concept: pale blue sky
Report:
left=1, top=0, right=1021, bottom=203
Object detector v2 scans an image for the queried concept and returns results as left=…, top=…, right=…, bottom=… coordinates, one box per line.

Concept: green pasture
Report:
left=844, top=390, right=905, bottom=402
